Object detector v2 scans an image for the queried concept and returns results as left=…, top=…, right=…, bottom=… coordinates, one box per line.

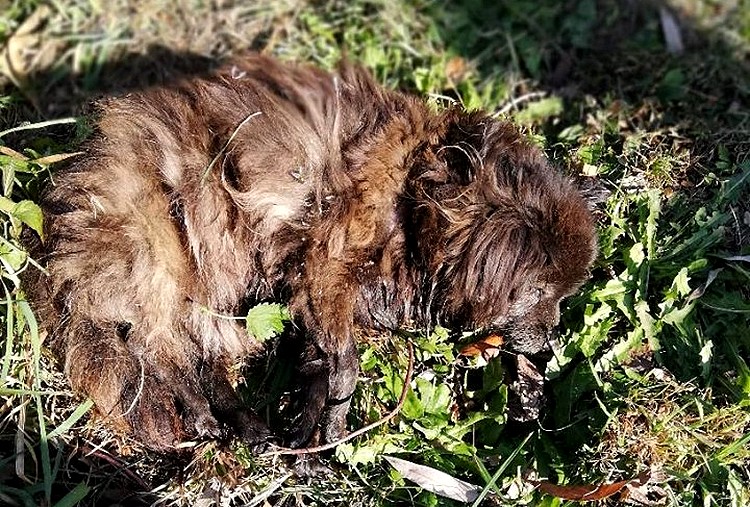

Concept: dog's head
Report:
left=407, top=111, right=597, bottom=355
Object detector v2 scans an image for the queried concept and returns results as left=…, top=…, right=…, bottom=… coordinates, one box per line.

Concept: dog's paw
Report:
left=286, top=339, right=358, bottom=447
left=285, top=394, right=350, bottom=448
left=293, top=455, right=333, bottom=477
left=231, top=411, right=272, bottom=452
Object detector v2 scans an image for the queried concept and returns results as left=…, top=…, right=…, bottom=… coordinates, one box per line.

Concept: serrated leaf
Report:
left=245, top=303, right=290, bottom=342
left=13, top=199, right=44, bottom=238
left=514, top=96, right=563, bottom=125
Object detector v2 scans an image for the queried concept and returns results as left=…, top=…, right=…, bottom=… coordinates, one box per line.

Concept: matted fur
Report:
left=28, top=55, right=597, bottom=450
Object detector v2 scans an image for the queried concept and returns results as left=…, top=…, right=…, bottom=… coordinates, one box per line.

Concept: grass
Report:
left=1, top=0, right=750, bottom=505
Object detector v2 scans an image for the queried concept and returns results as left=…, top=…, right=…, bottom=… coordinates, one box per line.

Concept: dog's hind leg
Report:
left=39, top=165, right=221, bottom=450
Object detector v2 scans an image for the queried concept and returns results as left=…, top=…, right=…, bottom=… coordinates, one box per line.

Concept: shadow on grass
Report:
left=429, top=0, right=750, bottom=470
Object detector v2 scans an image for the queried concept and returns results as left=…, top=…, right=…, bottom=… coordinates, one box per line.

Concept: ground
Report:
left=1, top=0, right=749, bottom=506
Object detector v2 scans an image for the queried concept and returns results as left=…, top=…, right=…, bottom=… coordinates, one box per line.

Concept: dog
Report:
left=27, top=54, right=597, bottom=451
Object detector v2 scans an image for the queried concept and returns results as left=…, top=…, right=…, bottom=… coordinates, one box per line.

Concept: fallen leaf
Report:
left=458, top=334, right=504, bottom=367
left=534, top=469, right=666, bottom=504
left=535, top=479, right=630, bottom=501
left=384, top=456, right=482, bottom=503
left=1, top=5, right=65, bottom=90
left=445, top=56, right=470, bottom=82
left=0, top=146, right=29, bottom=160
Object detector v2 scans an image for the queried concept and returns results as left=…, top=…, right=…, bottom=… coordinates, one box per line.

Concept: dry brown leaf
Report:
left=458, top=334, right=504, bottom=363
left=534, top=470, right=664, bottom=503
left=1, top=5, right=65, bottom=90
left=385, top=456, right=482, bottom=503
left=536, top=479, right=629, bottom=501
left=445, top=56, right=470, bottom=83
left=0, top=146, right=29, bottom=160
left=34, top=152, right=84, bottom=165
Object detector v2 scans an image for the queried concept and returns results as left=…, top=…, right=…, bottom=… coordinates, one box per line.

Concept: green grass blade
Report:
left=1, top=285, right=14, bottom=382
left=47, top=399, right=94, bottom=440
left=18, top=300, right=53, bottom=504
left=470, top=433, right=533, bottom=507
left=714, top=432, right=750, bottom=462
left=51, top=483, right=90, bottom=507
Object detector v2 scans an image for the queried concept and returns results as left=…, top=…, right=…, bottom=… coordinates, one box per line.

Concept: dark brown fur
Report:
left=28, top=55, right=597, bottom=450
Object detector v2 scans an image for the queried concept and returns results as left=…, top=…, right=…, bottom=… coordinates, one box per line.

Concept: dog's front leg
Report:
left=287, top=323, right=359, bottom=447
left=319, top=334, right=359, bottom=443
left=289, top=257, right=361, bottom=446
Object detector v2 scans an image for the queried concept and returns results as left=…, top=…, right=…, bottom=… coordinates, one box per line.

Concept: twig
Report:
left=263, top=340, right=415, bottom=456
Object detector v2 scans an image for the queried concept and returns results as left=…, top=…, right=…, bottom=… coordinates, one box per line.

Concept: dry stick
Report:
left=263, top=340, right=415, bottom=456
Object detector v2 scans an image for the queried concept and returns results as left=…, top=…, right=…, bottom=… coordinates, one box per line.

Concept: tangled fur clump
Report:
left=26, top=54, right=597, bottom=450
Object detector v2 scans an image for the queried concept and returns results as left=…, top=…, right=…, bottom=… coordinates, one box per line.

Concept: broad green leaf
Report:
left=245, top=303, right=290, bottom=342
left=12, top=199, right=44, bottom=238
left=577, top=317, right=614, bottom=358
left=514, top=97, right=563, bottom=125
left=626, top=243, right=645, bottom=272
left=415, top=378, right=452, bottom=415
left=401, top=387, right=424, bottom=420
left=577, top=139, right=605, bottom=165
left=656, top=68, right=686, bottom=102
left=670, top=268, right=691, bottom=298
left=345, top=445, right=378, bottom=466
left=0, top=242, right=27, bottom=272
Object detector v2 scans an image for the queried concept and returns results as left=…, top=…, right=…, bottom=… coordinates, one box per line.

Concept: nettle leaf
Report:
left=245, top=303, right=290, bottom=342
left=13, top=200, right=44, bottom=238
left=0, top=197, right=44, bottom=238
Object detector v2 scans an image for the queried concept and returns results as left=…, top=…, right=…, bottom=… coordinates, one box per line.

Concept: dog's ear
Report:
left=439, top=209, right=550, bottom=325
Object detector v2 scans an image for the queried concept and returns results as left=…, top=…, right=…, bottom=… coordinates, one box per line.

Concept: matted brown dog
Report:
left=27, top=55, right=597, bottom=451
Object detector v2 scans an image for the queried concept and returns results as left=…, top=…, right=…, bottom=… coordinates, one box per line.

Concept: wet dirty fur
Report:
left=27, top=55, right=597, bottom=450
